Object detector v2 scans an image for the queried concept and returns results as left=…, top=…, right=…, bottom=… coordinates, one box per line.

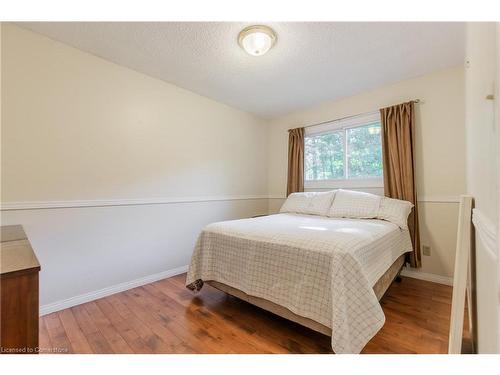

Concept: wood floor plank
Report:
left=83, top=301, right=135, bottom=354
left=167, top=281, right=329, bottom=353
left=105, top=292, right=171, bottom=354
left=95, top=298, right=154, bottom=354
left=107, top=292, right=180, bottom=353
left=58, top=309, right=94, bottom=354
left=160, top=278, right=331, bottom=353
left=124, top=287, right=210, bottom=353
left=38, top=317, right=53, bottom=353
left=143, top=282, right=277, bottom=353
left=71, top=304, right=114, bottom=353
left=40, top=275, right=470, bottom=354
left=43, top=312, right=74, bottom=354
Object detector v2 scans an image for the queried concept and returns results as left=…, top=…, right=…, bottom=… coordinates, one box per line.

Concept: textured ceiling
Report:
left=18, top=22, right=465, bottom=119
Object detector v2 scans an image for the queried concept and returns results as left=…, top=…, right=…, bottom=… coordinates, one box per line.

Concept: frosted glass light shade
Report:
left=238, top=25, right=277, bottom=56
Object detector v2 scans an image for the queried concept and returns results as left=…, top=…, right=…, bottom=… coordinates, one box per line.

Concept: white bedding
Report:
left=186, top=213, right=412, bottom=353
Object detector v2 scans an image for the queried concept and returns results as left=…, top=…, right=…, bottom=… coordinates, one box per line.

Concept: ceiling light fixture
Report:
left=238, top=25, right=277, bottom=56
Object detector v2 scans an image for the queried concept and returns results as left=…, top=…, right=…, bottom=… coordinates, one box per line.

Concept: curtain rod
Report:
left=296, top=99, right=421, bottom=130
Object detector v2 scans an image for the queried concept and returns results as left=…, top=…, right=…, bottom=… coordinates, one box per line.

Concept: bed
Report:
left=186, top=211, right=413, bottom=353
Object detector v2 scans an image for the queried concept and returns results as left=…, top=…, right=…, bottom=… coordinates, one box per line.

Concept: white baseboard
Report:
left=40, top=265, right=188, bottom=316
left=401, top=268, right=453, bottom=286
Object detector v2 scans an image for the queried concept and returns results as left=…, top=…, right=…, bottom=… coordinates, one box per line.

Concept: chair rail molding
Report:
left=0, top=195, right=271, bottom=211
left=267, top=195, right=460, bottom=203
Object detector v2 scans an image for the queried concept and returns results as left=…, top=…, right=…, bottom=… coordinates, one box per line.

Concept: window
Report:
left=304, top=112, right=383, bottom=189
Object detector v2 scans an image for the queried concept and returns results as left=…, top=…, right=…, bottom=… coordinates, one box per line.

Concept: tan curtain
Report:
left=380, top=101, right=421, bottom=268
left=286, top=127, right=305, bottom=196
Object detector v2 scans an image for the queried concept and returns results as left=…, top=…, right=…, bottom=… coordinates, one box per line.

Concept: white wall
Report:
left=267, top=66, right=466, bottom=281
left=464, top=22, right=499, bottom=354
left=3, top=199, right=268, bottom=314
left=0, top=24, right=269, bottom=312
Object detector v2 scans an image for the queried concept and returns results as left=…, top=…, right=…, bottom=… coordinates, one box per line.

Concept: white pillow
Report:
left=280, top=191, right=336, bottom=216
left=377, top=196, right=414, bottom=229
left=328, top=189, right=382, bottom=219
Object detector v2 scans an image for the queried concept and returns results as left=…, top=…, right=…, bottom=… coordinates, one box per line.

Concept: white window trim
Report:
left=304, top=177, right=384, bottom=190
left=304, top=111, right=383, bottom=190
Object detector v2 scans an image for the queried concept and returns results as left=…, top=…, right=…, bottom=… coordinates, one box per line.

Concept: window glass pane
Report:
left=347, top=123, right=383, bottom=178
left=305, top=131, right=344, bottom=180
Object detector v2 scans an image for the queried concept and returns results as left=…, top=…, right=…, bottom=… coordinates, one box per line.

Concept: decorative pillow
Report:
left=328, top=189, right=382, bottom=219
left=377, top=196, right=414, bottom=229
left=280, top=191, right=336, bottom=216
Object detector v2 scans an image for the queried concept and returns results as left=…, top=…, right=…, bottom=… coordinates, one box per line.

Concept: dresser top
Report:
left=1, top=225, right=40, bottom=276
left=1, top=225, right=28, bottom=243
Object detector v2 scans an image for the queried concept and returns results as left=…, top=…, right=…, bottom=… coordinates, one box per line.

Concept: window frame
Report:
left=304, top=111, right=384, bottom=190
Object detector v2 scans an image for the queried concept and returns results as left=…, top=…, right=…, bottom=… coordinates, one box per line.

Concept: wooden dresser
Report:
left=0, top=225, right=41, bottom=354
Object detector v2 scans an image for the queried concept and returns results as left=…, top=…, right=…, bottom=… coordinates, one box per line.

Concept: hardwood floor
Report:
left=39, top=274, right=470, bottom=354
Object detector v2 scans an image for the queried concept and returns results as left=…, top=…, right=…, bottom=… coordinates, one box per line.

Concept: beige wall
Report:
left=1, top=24, right=268, bottom=203
left=1, top=24, right=269, bottom=310
left=267, top=66, right=466, bottom=280
left=464, top=22, right=499, bottom=354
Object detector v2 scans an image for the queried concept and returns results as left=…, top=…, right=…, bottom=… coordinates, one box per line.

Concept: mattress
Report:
left=186, top=213, right=412, bottom=353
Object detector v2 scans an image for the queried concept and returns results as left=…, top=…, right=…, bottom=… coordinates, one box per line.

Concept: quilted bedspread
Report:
left=186, top=213, right=412, bottom=353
